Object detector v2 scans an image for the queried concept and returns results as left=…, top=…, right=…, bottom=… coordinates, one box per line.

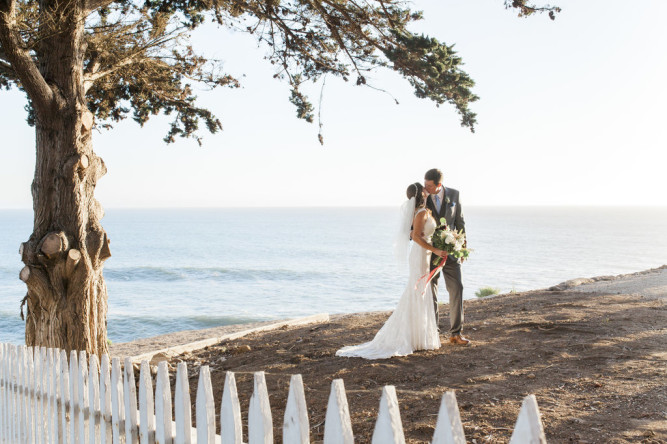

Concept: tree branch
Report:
left=306, top=0, right=363, bottom=77
left=83, top=54, right=138, bottom=90
left=84, top=0, right=116, bottom=14
left=0, top=59, right=15, bottom=84
left=82, top=34, right=176, bottom=91
left=264, top=7, right=345, bottom=76
left=331, top=0, right=397, bottom=46
left=0, top=43, right=8, bottom=62
left=0, top=0, right=55, bottom=111
left=0, top=57, right=13, bottom=71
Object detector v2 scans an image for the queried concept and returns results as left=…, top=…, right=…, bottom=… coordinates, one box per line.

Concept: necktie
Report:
left=435, top=195, right=441, bottom=213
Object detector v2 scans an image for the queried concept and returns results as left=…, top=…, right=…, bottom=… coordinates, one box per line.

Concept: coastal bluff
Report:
left=109, top=266, right=665, bottom=443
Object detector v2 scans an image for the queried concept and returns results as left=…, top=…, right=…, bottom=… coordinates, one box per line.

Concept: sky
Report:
left=1, top=0, right=666, bottom=208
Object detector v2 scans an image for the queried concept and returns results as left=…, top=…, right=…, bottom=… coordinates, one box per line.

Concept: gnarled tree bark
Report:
left=2, top=0, right=110, bottom=355
left=21, top=110, right=111, bottom=355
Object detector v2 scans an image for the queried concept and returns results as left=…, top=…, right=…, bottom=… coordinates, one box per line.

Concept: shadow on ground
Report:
left=167, top=290, right=666, bottom=444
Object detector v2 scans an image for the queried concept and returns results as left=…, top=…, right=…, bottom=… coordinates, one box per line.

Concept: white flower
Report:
left=445, top=234, right=456, bottom=244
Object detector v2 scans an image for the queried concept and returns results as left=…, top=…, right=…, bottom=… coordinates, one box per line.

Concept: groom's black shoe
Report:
left=449, top=335, right=470, bottom=346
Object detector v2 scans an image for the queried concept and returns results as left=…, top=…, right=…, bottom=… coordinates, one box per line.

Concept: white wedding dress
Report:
left=336, top=208, right=441, bottom=359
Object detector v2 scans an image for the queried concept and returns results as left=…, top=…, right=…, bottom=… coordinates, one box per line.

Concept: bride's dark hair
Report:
left=406, top=182, right=425, bottom=208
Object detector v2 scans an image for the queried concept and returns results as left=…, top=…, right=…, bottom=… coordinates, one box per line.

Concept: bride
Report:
left=336, top=182, right=447, bottom=359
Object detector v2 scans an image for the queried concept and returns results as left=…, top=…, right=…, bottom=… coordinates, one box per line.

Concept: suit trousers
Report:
left=430, top=256, right=464, bottom=335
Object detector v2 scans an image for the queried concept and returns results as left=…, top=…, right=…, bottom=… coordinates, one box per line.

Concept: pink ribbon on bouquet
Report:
left=415, top=254, right=447, bottom=293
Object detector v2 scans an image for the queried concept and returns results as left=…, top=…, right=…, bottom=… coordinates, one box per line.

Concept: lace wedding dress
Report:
left=336, top=208, right=441, bottom=359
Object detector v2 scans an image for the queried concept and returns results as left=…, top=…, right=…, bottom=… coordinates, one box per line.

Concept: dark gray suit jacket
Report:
left=426, top=187, right=465, bottom=233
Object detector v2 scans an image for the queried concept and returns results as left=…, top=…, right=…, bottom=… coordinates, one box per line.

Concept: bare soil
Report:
left=168, top=289, right=666, bottom=443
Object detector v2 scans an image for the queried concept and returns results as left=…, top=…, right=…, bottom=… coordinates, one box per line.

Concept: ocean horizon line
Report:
left=2, top=204, right=667, bottom=211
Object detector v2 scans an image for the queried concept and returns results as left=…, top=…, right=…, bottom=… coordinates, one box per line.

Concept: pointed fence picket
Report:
left=283, top=374, right=308, bottom=444
left=90, top=355, right=102, bottom=444
left=219, top=371, right=241, bottom=444
left=372, top=386, right=405, bottom=444
left=248, top=371, right=272, bottom=444
left=432, top=390, right=466, bottom=444
left=124, top=357, right=140, bottom=443
left=196, top=366, right=217, bottom=444
left=324, top=379, right=354, bottom=444
left=100, top=355, right=113, bottom=444
left=175, top=362, right=194, bottom=444
left=0, top=342, right=548, bottom=443
left=138, top=360, right=155, bottom=444
left=156, top=361, right=174, bottom=444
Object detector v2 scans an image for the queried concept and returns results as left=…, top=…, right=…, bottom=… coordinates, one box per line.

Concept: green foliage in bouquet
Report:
left=432, top=218, right=471, bottom=266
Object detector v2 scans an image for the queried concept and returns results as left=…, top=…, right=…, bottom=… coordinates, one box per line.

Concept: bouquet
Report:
left=431, top=218, right=471, bottom=266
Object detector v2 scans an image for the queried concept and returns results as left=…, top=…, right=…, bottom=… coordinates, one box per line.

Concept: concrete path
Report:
left=110, top=313, right=329, bottom=361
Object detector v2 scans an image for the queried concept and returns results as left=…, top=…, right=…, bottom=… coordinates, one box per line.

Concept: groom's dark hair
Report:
left=424, top=168, right=443, bottom=185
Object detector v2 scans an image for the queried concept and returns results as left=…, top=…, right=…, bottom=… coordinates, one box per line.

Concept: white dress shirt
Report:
left=432, top=187, right=445, bottom=213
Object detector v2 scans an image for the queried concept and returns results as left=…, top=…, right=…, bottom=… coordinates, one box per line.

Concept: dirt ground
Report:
left=166, top=288, right=666, bottom=443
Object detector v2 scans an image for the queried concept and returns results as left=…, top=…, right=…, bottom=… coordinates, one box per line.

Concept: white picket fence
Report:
left=0, top=343, right=547, bottom=443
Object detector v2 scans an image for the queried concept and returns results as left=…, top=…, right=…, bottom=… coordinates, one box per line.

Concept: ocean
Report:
left=1, top=207, right=665, bottom=345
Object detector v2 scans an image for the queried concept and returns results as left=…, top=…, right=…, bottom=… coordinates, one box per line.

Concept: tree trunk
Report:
left=20, top=107, right=111, bottom=356
left=16, top=0, right=111, bottom=356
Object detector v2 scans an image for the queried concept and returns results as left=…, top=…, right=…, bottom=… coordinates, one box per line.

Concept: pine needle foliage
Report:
left=0, top=0, right=560, bottom=144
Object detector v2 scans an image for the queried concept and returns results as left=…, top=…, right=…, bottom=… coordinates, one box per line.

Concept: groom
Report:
left=424, top=168, right=470, bottom=346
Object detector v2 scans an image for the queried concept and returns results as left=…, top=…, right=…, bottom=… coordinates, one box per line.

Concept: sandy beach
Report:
left=112, top=266, right=666, bottom=443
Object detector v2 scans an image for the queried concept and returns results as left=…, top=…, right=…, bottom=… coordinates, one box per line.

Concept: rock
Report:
left=549, top=278, right=595, bottom=291
left=230, top=345, right=252, bottom=355
left=290, top=354, right=306, bottom=364
left=149, top=352, right=172, bottom=366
